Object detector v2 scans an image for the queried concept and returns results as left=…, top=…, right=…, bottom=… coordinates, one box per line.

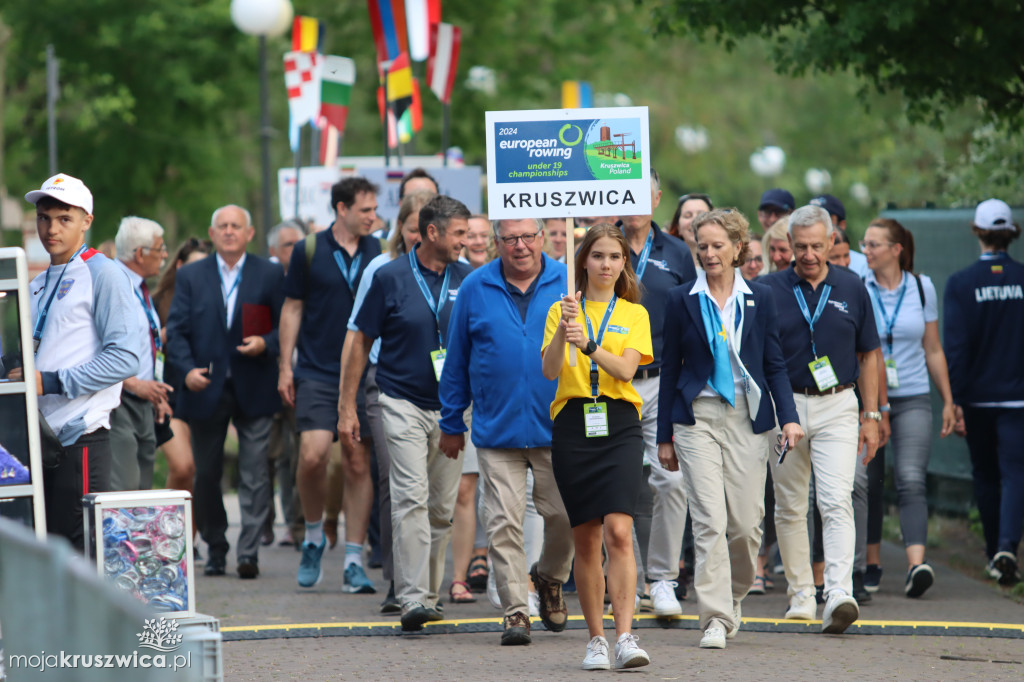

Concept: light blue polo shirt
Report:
left=864, top=270, right=938, bottom=398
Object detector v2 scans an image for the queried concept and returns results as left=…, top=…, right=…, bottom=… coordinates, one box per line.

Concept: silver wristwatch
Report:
left=862, top=411, right=882, bottom=422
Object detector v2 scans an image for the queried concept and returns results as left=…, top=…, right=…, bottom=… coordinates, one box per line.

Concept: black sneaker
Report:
left=905, top=563, right=934, bottom=598
left=400, top=602, right=442, bottom=632
left=992, top=552, right=1021, bottom=586
left=380, top=582, right=401, bottom=615
left=852, top=570, right=871, bottom=604
left=864, top=564, right=882, bottom=593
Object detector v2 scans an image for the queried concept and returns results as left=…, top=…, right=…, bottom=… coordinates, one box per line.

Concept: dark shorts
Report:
left=295, top=378, right=369, bottom=438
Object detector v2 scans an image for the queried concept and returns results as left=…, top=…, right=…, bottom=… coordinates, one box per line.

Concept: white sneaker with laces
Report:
left=614, top=632, right=650, bottom=669
left=528, top=590, right=540, bottom=618
left=821, top=590, right=859, bottom=634
left=699, top=622, right=727, bottom=649
left=784, top=590, right=818, bottom=620
left=651, top=580, right=683, bottom=617
left=582, top=635, right=610, bottom=670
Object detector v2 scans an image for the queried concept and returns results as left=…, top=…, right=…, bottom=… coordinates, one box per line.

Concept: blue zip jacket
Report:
left=439, top=254, right=567, bottom=448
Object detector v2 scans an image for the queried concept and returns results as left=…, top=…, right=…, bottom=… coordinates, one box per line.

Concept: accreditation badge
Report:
left=885, top=358, right=899, bottom=389
left=584, top=402, right=610, bottom=438
left=154, top=351, right=166, bottom=384
left=430, top=348, right=446, bottom=382
left=808, top=356, right=839, bottom=391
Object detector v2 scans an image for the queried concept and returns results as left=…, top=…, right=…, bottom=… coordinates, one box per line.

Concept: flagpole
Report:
left=382, top=68, right=391, bottom=167
left=293, top=129, right=302, bottom=219
left=310, top=124, right=320, bottom=166
left=442, top=102, right=450, bottom=167
left=566, top=216, right=576, bottom=367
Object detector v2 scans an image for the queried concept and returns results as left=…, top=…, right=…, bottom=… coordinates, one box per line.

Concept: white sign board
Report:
left=485, top=107, right=651, bottom=220
left=360, top=167, right=482, bottom=223
left=277, top=166, right=350, bottom=228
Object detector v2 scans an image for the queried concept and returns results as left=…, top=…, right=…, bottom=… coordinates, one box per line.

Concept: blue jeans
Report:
left=963, top=406, right=1024, bottom=557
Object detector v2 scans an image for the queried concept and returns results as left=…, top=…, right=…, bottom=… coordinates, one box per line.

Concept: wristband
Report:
left=879, top=404, right=891, bottom=413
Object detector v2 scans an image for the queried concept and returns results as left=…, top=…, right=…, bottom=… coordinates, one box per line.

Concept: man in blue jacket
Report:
left=440, top=217, right=573, bottom=647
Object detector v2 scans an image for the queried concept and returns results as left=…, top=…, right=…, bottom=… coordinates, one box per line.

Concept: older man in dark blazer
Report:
left=167, top=204, right=284, bottom=579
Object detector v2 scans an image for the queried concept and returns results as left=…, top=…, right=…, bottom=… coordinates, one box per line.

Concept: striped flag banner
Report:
left=398, top=78, right=423, bottom=143
left=386, top=52, right=414, bottom=119
left=405, top=0, right=430, bottom=61
left=319, top=119, right=340, bottom=167
left=321, top=55, right=356, bottom=133
left=561, top=81, right=593, bottom=109
left=292, top=16, right=324, bottom=53
left=427, top=22, right=461, bottom=104
left=284, top=51, right=322, bottom=151
left=367, top=0, right=409, bottom=65
left=427, top=0, right=442, bottom=23
left=376, top=86, right=399, bottom=149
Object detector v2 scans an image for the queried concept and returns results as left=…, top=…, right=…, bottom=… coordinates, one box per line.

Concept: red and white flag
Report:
left=427, top=22, right=461, bottom=104
left=284, top=51, right=322, bottom=152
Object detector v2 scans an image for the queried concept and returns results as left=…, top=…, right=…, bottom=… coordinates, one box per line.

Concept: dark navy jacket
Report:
left=166, top=253, right=284, bottom=420
left=657, top=279, right=798, bottom=442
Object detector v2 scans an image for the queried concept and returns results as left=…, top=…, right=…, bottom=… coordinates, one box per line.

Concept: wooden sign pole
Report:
left=566, top=216, right=576, bottom=367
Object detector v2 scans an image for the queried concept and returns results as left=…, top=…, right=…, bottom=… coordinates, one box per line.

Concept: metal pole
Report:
left=258, top=35, right=272, bottom=255
left=46, top=44, right=58, bottom=176
left=442, top=102, right=450, bottom=167
left=294, top=145, right=301, bottom=219
left=310, top=125, right=320, bottom=166
left=382, top=68, right=390, bottom=167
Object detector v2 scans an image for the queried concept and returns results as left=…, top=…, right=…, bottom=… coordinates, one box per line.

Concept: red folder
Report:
left=242, top=303, right=272, bottom=338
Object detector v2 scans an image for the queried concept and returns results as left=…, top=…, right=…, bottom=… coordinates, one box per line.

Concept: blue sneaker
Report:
left=343, top=563, right=377, bottom=594
left=864, top=564, right=883, bottom=593
left=297, top=539, right=326, bottom=588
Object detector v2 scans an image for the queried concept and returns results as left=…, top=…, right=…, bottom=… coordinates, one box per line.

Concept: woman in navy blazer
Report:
left=656, top=209, right=803, bottom=650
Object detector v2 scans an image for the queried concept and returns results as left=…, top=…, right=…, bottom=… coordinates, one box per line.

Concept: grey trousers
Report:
left=109, top=391, right=157, bottom=491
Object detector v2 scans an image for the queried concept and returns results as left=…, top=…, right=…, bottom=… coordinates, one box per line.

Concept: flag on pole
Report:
left=427, top=22, right=461, bottom=104
left=367, top=0, right=409, bottom=65
left=320, top=55, right=356, bottom=132
left=405, top=0, right=430, bottom=61
left=319, top=119, right=340, bottom=167
left=284, top=51, right=322, bottom=152
left=427, top=0, right=442, bottom=23
left=292, top=16, right=324, bottom=53
left=386, top=52, right=414, bottom=119
left=376, top=86, right=399, bottom=149
left=398, top=79, right=423, bottom=143
left=561, top=81, right=593, bottom=109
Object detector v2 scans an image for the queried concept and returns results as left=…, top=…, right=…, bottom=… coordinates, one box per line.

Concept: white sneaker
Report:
left=699, top=622, right=727, bottom=649
left=486, top=557, right=501, bottom=610
left=528, top=590, right=540, bottom=618
left=614, top=632, right=650, bottom=669
left=651, top=580, right=683, bottom=617
left=582, top=635, right=610, bottom=670
left=726, top=601, right=741, bottom=639
left=821, top=590, right=859, bottom=634
left=605, top=593, right=641, bottom=616
left=785, top=590, right=817, bottom=620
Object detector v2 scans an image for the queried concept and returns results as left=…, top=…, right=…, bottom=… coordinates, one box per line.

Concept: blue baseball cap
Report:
left=758, top=188, right=794, bottom=212
left=810, top=194, right=846, bottom=221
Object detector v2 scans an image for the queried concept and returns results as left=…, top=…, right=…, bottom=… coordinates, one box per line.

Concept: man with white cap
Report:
left=21, top=173, right=140, bottom=549
left=944, top=198, right=1024, bottom=586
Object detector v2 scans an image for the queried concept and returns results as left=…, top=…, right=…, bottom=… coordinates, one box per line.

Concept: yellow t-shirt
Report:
left=542, top=297, right=653, bottom=420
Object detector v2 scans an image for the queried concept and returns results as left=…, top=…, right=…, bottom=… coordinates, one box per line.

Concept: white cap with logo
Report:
left=25, top=173, right=94, bottom=215
left=974, top=198, right=1014, bottom=231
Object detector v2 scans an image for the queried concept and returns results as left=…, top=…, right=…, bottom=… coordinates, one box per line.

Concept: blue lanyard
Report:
left=793, top=283, right=832, bottom=359
left=132, top=287, right=163, bottom=352
left=33, top=244, right=88, bottom=351
left=868, top=276, right=907, bottom=355
left=582, top=296, right=618, bottom=398
left=218, top=265, right=242, bottom=326
left=409, top=248, right=452, bottom=348
left=633, top=228, right=655, bottom=280
left=333, top=249, right=363, bottom=292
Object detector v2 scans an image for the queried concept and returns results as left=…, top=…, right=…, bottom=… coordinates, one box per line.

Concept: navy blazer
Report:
left=656, top=278, right=799, bottom=443
left=166, top=253, right=284, bottom=420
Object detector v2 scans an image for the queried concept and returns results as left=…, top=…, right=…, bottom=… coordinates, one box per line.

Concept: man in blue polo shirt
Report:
left=618, top=168, right=697, bottom=617
left=340, top=194, right=472, bottom=631
left=279, top=177, right=382, bottom=593
left=439, top=216, right=573, bottom=646
left=809, top=194, right=868, bottom=277
left=762, top=204, right=881, bottom=634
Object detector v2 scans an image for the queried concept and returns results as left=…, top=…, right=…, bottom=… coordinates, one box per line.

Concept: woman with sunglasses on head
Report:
left=541, top=223, right=653, bottom=670
left=861, top=218, right=956, bottom=597
left=657, top=208, right=803, bottom=649
left=668, top=193, right=713, bottom=268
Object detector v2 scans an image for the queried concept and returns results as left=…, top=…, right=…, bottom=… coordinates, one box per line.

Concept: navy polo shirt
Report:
left=355, top=247, right=472, bottom=411
left=283, top=228, right=381, bottom=384
left=501, top=258, right=545, bottom=323
left=763, top=264, right=880, bottom=389
left=618, top=221, right=697, bottom=369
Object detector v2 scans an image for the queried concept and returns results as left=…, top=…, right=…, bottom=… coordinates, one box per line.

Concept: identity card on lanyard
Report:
left=632, top=229, right=654, bottom=281
left=333, top=249, right=362, bottom=293
left=868, top=279, right=907, bottom=389
left=582, top=296, right=617, bottom=438
left=409, top=250, right=452, bottom=382
left=133, top=287, right=165, bottom=383
left=33, top=244, right=88, bottom=353
left=218, top=268, right=241, bottom=328
left=793, top=283, right=838, bottom=391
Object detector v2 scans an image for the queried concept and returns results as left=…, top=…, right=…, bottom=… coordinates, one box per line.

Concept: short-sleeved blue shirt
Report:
left=618, top=221, right=697, bottom=369
left=355, top=246, right=472, bottom=411
left=762, top=264, right=880, bottom=389
left=283, top=228, right=381, bottom=384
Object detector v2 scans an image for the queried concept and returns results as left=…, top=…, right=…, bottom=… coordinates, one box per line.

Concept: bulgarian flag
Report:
left=321, top=55, right=356, bottom=132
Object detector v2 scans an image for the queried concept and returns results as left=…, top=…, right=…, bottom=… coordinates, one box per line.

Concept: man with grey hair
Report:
left=267, top=219, right=305, bottom=266
left=339, top=194, right=471, bottom=631
left=110, top=216, right=174, bottom=491
left=761, top=204, right=881, bottom=634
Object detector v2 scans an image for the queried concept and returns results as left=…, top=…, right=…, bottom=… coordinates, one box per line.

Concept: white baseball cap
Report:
left=974, top=198, right=1014, bottom=231
left=25, top=173, right=94, bottom=215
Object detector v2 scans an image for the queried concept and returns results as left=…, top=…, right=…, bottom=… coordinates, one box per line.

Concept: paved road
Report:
left=200, top=497, right=1022, bottom=681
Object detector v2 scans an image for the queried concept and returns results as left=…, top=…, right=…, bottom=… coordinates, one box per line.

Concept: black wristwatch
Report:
left=581, top=340, right=598, bottom=356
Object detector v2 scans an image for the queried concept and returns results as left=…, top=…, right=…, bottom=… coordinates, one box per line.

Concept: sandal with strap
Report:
left=449, top=580, right=477, bottom=604
left=748, top=575, right=767, bottom=595
left=467, top=555, right=489, bottom=592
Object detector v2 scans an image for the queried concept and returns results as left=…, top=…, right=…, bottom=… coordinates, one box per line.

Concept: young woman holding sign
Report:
left=541, top=223, right=653, bottom=670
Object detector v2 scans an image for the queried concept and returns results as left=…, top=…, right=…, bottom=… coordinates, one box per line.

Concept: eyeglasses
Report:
left=858, top=240, right=894, bottom=251
left=745, top=255, right=763, bottom=264
left=499, top=231, right=539, bottom=247
left=140, top=244, right=168, bottom=254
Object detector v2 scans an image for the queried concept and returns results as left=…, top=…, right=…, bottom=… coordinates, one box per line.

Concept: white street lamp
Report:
left=750, top=146, right=785, bottom=177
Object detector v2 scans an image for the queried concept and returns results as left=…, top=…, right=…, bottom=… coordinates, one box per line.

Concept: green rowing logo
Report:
left=559, top=124, right=583, bottom=146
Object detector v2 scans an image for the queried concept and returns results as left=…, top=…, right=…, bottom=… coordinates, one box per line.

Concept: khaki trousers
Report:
left=380, top=391, right=463, bottom=607
left=478, top=447, right=574, bottom=617
left=674, top=394, right=768, bottom=631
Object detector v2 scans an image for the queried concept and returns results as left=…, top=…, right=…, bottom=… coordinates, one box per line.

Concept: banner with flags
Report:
left=284, top=51, right=322, bottom=151
left=561, top=81, right=594, bottom=109
left=427, top=22, right=460, bottom=104
left=367, top=0, right=409, bottom=65
left=292, top=16, right=324, bottom=53
left=386, top=52, right=413, bottom=120
left=320, top=55, right=356, bottom=132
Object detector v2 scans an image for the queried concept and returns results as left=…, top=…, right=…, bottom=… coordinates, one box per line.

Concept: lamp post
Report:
left=230, top=0, right=293, bottom=253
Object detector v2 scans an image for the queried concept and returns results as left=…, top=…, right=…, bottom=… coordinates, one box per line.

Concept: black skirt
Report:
left=551, top=397, right=644, bottom=528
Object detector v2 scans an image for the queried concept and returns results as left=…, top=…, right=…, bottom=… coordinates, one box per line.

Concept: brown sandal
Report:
left=449, top=580, right=477, bottom=604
